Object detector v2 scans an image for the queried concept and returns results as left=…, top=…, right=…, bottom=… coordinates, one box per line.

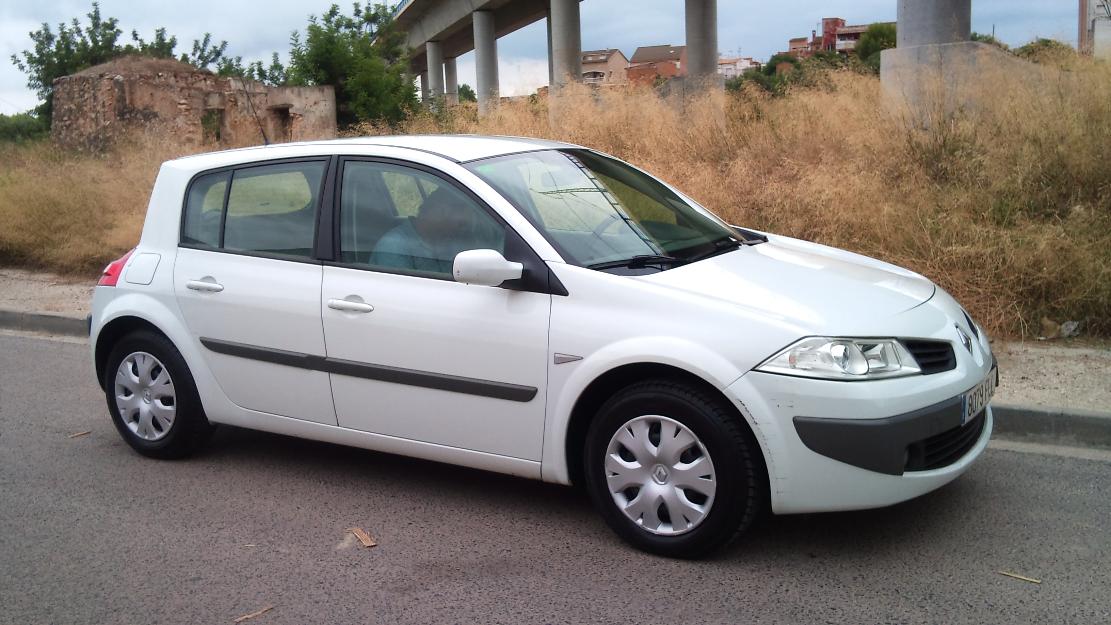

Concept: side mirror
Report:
left=453, top=249, right=523, bottom=287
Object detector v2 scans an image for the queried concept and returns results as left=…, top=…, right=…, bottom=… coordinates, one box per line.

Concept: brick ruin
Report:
left=51, top=56, right=336, bottom=150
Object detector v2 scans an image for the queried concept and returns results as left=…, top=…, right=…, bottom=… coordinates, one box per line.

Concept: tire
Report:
left=583, top=379, right=766, bottom=558
left=103, top=330, right=213, bottom=459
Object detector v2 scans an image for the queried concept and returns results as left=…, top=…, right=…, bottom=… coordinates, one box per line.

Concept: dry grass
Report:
left=0, top=134, right=200, bottom=273
left=2, top=62, right=1110, bottom=338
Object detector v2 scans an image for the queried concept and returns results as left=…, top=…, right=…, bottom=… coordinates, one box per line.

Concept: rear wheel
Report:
left=584, top=379, right=766, bottom=558
left=104, top=331, right=213, bottom=459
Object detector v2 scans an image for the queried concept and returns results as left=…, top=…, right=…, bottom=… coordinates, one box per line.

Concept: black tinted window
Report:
left=181, top=171, right=229, bottom=247
left=339, top=161, right=505, bottom=278
left=222, top=161, right=326, bottom=258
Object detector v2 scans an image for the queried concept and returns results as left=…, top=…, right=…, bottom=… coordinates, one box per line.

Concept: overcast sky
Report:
left=0, top=1, right=1079, bottom=114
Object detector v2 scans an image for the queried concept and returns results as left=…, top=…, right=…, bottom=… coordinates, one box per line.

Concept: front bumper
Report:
left=727, top=368, right=994, bottom=515
left=793, top=392, right=989, bottom=476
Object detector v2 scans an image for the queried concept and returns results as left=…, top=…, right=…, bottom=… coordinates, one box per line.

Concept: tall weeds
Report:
left=2, top=62, right=1109, bottom=337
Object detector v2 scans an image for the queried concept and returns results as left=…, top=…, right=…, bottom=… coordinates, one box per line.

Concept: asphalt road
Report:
left=1, top=332, right=1109, bottom=625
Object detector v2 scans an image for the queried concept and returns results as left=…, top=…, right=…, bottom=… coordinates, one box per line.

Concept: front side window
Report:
left=180, top=160, right=326, bottom=259
left=339, top=161, right=505, bottom=278
left=466, top=149, right=738, bottom=270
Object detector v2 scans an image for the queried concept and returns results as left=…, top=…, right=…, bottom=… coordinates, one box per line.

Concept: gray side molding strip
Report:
left=200, top=337, right=538, bottom=403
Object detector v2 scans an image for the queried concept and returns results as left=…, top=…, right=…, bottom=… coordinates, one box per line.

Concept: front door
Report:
left=321, top=160, right=550, bottom=460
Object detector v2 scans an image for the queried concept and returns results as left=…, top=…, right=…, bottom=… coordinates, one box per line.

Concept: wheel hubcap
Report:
left=604, top=415, right=717, bottom=536
left=114, top=352, right=176, bottom=441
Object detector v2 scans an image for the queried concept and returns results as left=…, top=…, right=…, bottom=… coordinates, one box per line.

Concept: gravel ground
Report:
left=993, top=341, right=1111, bottom=412
left=0, top=268, right=95, bottom=315
left=1, top=268, right=1108, bottom=412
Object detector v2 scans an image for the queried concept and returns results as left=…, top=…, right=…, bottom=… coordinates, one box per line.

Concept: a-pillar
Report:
left=426, top=40, right=445, bottom=107
left=549, top=0, right=581, bottom=91
left=473, top=11, right=499, bottom=115
left=444, top=57, right=459, bottom=105
left=685, top=0, right=719, bottom=84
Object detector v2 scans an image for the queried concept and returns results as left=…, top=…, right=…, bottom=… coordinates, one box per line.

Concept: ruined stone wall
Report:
left=51, top=58, right=336, bottom=151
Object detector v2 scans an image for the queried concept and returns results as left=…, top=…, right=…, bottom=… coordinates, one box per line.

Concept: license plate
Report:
left=962, top=367, right=997, bottom=424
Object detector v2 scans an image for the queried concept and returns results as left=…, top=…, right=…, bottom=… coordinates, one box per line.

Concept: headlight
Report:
left=756, top=337, right=922, bottom=380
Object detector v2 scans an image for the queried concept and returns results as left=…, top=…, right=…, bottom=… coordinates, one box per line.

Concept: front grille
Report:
left=905, top=409, right=986, bottom=472
left=903, top=339, right=957, bottom=374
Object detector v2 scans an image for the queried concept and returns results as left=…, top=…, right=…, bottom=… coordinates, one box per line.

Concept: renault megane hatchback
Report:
left=90, top=135, right=996, bottom=558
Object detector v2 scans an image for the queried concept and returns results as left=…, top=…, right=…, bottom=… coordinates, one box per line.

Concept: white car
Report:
left=90, top=135, right=996, bottom=557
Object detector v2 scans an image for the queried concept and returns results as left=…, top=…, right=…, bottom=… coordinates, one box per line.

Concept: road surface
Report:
left=1, top=332, right=1108, bottom=624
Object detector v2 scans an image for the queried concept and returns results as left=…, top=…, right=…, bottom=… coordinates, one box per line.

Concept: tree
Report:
left=11, top=3, right=126, bottom=119
left=457, top=83, right=477, bottom=103
left=1015, top=38, right=1075, bottom=64
left=286, top=3, right=417, bottom=125
left=856, top=22, right=897, bottom=72
left=971, top=32, right=1010, bottom=52
left=127, top=28, right=177, bottom=58
left=11, top=2, right=278, bottom=124
left=182, top=33, right=229, bottom=71
left=0, top=112, right=48, bottom=142
left=763, top=53, right=800, bottom=76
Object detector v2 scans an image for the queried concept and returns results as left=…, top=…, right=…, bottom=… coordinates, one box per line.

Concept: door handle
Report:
left=328, top=297, right=374, bottom=313
left=186, top=278, right=224, bottom=293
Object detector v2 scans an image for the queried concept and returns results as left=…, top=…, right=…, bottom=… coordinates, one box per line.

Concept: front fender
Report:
left=539, top=335, right=772, bottom=484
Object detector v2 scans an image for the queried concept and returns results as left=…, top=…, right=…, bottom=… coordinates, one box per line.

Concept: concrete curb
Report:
left=0, top=309, right=87, bottom=338
left=992, top=403, right=1111, bottom=451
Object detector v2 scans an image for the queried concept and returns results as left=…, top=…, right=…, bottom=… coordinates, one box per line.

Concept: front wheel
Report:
left=584, top=379, right=766, bottom=558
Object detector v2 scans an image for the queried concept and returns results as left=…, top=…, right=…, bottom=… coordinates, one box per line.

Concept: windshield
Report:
left=465, top=149, right=739, bottom=271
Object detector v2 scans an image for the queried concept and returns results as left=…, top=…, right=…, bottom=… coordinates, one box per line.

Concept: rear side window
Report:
left=181, top=160, right=326, bottom=259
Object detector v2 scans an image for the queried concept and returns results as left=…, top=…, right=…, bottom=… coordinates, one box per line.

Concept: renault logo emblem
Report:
left=956, top=325, right=973, bottom=353
left=651, top=464, right=670, bottom=484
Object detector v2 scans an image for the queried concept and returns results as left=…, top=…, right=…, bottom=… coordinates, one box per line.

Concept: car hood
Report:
left=638, top=234, right=936, bottom=333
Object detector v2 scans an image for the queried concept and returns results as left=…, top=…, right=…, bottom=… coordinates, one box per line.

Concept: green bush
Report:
left=0, top=112, right=47, bottom=143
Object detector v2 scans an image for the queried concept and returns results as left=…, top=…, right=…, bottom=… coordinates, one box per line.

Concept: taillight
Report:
left=98, top=249, right=135, bottom=287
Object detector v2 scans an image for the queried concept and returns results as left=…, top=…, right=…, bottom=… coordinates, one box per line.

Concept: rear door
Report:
left=174, top=158, right=337, bottom=425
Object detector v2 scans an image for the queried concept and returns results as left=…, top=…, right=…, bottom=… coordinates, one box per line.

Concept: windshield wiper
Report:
left=685, top=237, right=744, bottom=264
left=587, top=254, right=682, bottom=271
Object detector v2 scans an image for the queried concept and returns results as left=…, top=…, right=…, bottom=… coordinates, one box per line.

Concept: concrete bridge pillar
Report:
left=546, top=9, right=555, bottom=88
left=549, top=0, right=582, bottom=90
left=685, top=0, right=719, bottom=83
left=473, top=10, right=499, bottom=115
left=419, top=70, right=430, bottom=103
left=425, top=40, right=445, bottom=106
left=444, top=57, right=458, bottom=105
left=897, top=0, right=971, bottom=47
left=882, top=0, right=1030, bottom=120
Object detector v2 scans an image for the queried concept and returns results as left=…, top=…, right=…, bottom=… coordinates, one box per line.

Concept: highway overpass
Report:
left=394, top=0, right=720, bottom=114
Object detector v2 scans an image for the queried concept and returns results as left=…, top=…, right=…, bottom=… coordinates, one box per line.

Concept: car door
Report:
left=321, top=158, right=551, bottom=460
left=174, top=158, right=338, bottom=425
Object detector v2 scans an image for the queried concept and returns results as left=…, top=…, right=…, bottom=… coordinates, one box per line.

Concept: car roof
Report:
left=167, top=134, right=582, bottom=169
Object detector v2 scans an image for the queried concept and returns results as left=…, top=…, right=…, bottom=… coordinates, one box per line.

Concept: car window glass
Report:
left=340, top=162, right=505, bottom=278
left=181, top=171, right=229, bottom=247
left=222, top=161, right=325, bottom=258
left=468, top=150, right=734, bottom=267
